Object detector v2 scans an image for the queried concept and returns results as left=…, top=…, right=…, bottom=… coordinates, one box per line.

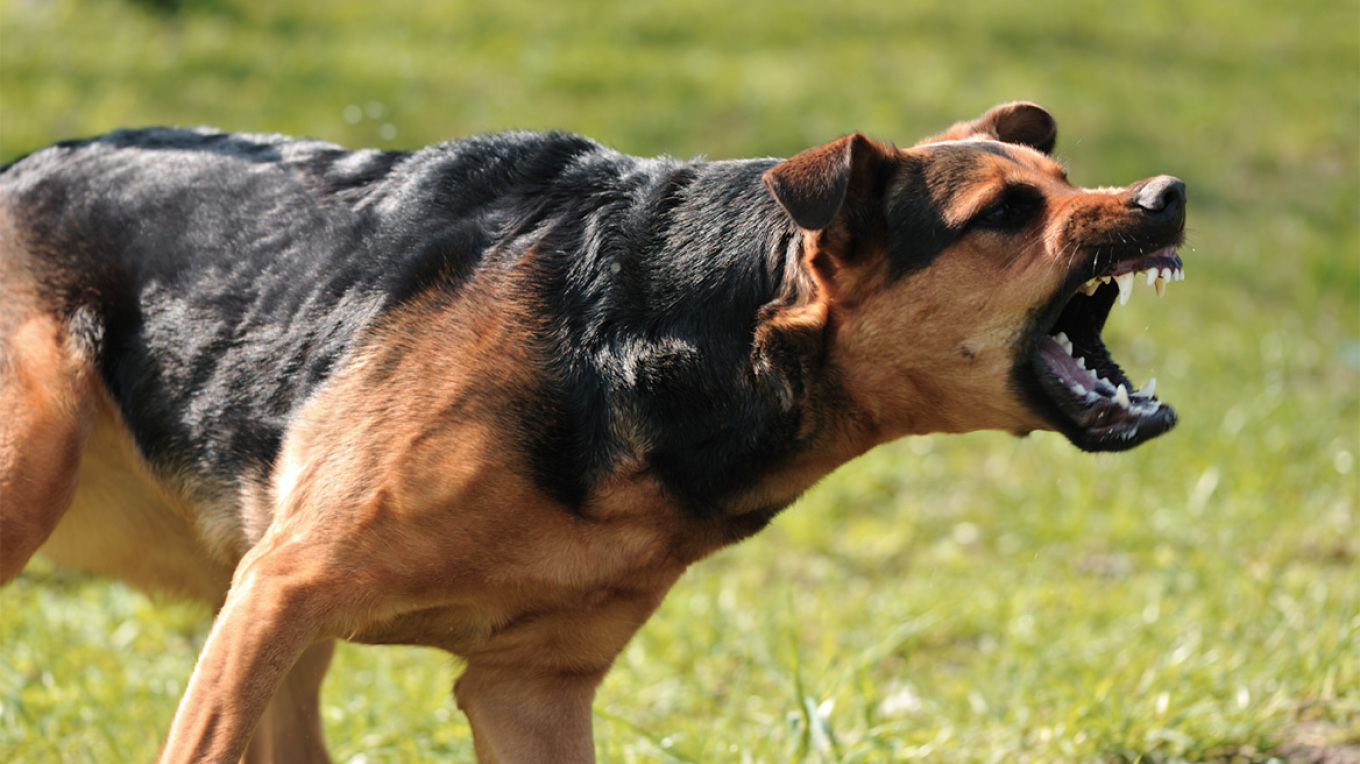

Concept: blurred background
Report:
left=2, top=1, right=1356, bottom=762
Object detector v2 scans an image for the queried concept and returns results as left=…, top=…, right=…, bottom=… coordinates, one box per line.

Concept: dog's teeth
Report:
left=1078, top=279, right=1101, bottom=296
left=1076, top=356, right=1087, bottom=370
left=1054, top=331, right=1073, bottom=354
left=1115, top=272, right=1134, bottom=305
left=1100, top=276, right=1112, bottom=285
left=1160, top=267, right=1172, bottom=282
left=1135, top=377, right=1157, bottom=398
left=1114, top=384, right=1130, bottom=408
left=1145, top=269, right=1158, bottom=286
left=1154, top=277, right=1167, bottom=298
left=1175, top=267, right=1185, bottom=282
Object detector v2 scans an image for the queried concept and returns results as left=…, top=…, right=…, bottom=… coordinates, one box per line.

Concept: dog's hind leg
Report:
left=0, top=311, right=96, bottom=585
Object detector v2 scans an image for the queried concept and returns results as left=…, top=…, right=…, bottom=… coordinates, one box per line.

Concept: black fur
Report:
left=6, top=129, right=410, bottom=493
left=516, top=157, right=814, bottom=514
left=2, top=129, right=828, bottom=516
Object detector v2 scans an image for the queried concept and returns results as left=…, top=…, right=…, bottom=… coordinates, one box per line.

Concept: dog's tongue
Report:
left=1038, top=337, right=1115, bottom=399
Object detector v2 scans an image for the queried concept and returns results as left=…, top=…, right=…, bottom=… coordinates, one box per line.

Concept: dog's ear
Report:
left=917, top=101, right=1057, bottom=155
left=763, top=133, right=893, bottom=232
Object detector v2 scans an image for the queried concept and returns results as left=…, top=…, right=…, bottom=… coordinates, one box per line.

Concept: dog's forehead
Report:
left=905, top=139, right=1067, bottom=192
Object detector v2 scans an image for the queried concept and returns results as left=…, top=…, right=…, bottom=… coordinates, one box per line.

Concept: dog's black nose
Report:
left=1132, top=175, right=1186, bottom=215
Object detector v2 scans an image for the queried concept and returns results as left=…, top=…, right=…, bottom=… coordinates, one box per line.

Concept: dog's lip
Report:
left=1024, top=246, right=1183, bottom=451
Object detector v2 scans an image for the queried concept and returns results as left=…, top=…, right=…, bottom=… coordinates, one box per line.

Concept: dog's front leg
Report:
left=244, top=638, right=335, bottom=764
left=453, top=586, right=672, bottom=764
left=158, top=539, right=348, bottom=764
left=456, top=661, right=605, bottom=764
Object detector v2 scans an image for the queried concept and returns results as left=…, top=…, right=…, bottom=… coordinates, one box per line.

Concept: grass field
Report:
left=2, top=0, right=1357, bottom=761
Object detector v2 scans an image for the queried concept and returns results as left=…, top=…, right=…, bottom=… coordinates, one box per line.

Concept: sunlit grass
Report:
left=1, top=0, right=1356, bottom=761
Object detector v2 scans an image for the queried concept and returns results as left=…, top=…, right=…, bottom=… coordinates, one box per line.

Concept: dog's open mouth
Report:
left=1029, top=246, right=1184, bottom=451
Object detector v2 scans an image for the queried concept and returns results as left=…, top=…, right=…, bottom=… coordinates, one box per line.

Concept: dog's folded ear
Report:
left=917, top=101, right=1057, bottom=155
left=763, top=133, right=892, bottom=232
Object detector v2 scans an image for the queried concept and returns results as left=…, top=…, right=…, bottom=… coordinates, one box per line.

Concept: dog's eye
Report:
left=984, top=202, right=1019, bottom=223
left=974, top=187, right=1043, bottom=231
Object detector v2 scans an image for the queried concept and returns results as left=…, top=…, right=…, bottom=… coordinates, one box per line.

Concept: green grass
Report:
left=2, top=0, right=1357, bottom=761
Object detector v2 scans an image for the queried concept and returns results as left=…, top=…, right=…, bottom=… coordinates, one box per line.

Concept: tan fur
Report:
left=0, top=314, right=94, bottom=583
left=38, top=402, right=236, bottom=603
left=0, top=207, right=96, bottom=584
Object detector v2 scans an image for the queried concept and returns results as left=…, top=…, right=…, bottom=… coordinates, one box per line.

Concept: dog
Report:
left=0, top=102, right=1186, bottom=763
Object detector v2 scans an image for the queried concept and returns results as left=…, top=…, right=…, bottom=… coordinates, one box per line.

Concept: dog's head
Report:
left=763, top=102, right=1185, bottom=451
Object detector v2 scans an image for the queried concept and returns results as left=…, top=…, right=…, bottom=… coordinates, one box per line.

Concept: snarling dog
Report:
left=0, top=102, right=1185, bottom=762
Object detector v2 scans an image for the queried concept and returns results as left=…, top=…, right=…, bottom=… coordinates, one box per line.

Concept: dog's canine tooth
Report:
left=1136, top=377, right=1157, bottom=398
left=1115, top=272, right=1134, bottom=305
left=1114, top=384, right=1130, bottom=408
left=1154, top=277, right=1167, bottom=298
